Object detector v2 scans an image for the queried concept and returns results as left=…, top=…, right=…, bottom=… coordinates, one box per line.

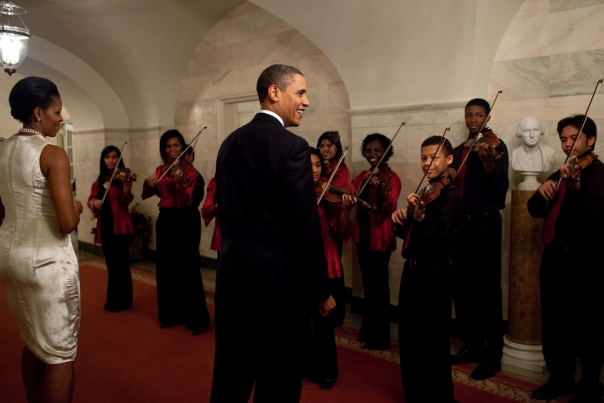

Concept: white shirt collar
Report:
left=256, top=110, right=284, bottom=127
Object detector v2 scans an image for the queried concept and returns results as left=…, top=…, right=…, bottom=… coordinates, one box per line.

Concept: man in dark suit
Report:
left=210, top=64, right=336, bottom=403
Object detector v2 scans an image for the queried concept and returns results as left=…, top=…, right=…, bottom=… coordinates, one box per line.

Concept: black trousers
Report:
left=540, top=244, right=604, bottom=387
left=399, top=260, right=454, bottom=403
left=211, top=306, right=306, bottom=403
left=100, top=229, right=133, bottom=309
left=356, top=242, right=392, bottom=347
left=452, top=212, right=503, bottom=362
left=156, top=207, right=210, bottom=327
left=305, top=276, right=344, bottom=382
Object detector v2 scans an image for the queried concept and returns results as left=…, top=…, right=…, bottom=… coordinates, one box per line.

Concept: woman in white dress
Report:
left=0, top=77, right=83, bottom=403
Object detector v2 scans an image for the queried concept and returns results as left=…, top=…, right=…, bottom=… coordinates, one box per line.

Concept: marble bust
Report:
left=511, top=117, right=554, bottom=173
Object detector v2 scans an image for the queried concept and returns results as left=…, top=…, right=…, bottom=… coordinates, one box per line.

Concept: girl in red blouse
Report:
left=351, top=133, right=401, bottom=350
left=142, top=130, right=210, bottom=335
left=88, top=146, right=135, bottom=312
left=201, top=177, right=220, bottom=254
left=317, top=131, right=350, bottom=325
left=307, top=147, right=356, bottom=389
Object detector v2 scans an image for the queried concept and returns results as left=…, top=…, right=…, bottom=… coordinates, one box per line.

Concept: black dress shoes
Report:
left=190, top=326, right=209, bottom=336
left=470, top=361, right=501, bottom=380
left=451, top=346, right=483, bottom=364
left=318, top=379, right=335, bottom=390
left=532, top=381, right=575, bottom=400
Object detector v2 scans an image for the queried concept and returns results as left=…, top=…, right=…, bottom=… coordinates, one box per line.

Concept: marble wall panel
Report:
left=177, top=75, right=213, bottom=103
left=489, top=57, right=550, bottom=101
left=305, top=82, right=330, bottom=115
left=515, top=0, right=550, bottom=18
left=328, top=81, right=351, bottom=113
left=213, top=7, right=292, bottom=49
left=551, top=0, right=604, bottom=12
left=550, top=50, right=604, bottom=97
left=350, top=105, right=464, bottom=128
left=299, top=53, right=344, bottom=86
left=496, top=4, right=604, bottom=61
left=248, top=31, right=322, bottom=67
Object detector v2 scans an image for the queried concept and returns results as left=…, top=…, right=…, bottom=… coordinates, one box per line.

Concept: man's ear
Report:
left=268, top=84, right=280, bottom=102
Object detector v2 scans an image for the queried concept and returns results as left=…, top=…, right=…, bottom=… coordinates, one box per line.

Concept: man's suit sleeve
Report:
left=285, top=137, right=330, bottom=304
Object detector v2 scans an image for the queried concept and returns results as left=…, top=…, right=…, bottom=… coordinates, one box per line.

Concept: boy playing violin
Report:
left=392, top=136, right=466, bottom=403
left=528, top=115, right=604, bottom=403
left=450, top=98, right=509, bottom=380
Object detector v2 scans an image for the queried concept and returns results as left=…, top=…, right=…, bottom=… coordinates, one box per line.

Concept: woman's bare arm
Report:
left=40, top=145, right=82, bottom=233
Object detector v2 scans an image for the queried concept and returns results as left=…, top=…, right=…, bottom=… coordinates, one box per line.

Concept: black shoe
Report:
left=532, top=381, right=575, bottom=400
left=190, top=326, right=209, bottom=336
left=569, top=380, right=604, bottom=403
left=318, top=379, right=335, bottom=390
left=470, top=361, right=501, bottom=380
left=159, top=319, right=182, bottom=328
left=451, top=346, right=483, bottom=364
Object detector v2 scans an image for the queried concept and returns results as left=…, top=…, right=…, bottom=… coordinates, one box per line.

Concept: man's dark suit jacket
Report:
left=215, top=112, right=330, bottom=316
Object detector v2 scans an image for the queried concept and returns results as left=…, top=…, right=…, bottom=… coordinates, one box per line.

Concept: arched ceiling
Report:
left=0, top=0, right=524, bottom=131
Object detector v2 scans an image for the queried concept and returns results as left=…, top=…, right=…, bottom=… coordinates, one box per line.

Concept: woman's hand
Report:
left=93, top=199, right=102, bottom=210
left=145, top=174, right=158, bottom=187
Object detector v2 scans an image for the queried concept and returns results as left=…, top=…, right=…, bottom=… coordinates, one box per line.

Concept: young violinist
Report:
left=528, top=116, right=604, bottom=402
left=317, top=130, right=350, bottom=325
left=392, top=135, right=465, bottom=403
left=201, top=176, right=220, bottom=256
left=449, top=98, right=509, bottom=380
left=142, top=130, right=211, bottom=335
left=307, top=147, right=356, bottom=389
left=88, top=145, right=135, bottom=312
left=350, top=133, right=401, bottom=350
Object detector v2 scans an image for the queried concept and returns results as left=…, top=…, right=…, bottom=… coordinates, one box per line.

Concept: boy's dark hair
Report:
left=361, top=133, right=394, bottom=163
left=316, top=131, right=344, bottom=163
left=256, top=64, right=303, bottom=104
left=159, top=130, right=186, bottom=163
left=309, top=147, right=325, bottom=177
left=557, top=115, right=597, bottom=149
left=421, top=136, right=453, bottom=156
left=465, top=98, right=491, bottom=116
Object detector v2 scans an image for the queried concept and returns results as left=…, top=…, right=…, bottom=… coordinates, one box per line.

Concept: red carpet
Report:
left=0, top=259, right=566, bottom=402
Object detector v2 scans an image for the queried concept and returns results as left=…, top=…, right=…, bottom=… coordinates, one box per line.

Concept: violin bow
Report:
left=555, top=78, right=603, bottom=188
left=317, top=148, right=348, bottom=205
left=100, top=142, right=127, bottom=206
left=357, top=121, right=406, bottom=196
left=157, top=126, right=207, bottom=183
left=456, top=90, right=503, bottom=174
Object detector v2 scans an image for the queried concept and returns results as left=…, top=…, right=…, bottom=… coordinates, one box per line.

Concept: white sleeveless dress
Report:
left=0, top=134, right=80, bottom=364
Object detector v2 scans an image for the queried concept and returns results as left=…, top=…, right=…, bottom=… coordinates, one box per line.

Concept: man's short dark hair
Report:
left=465, top=98, right=491, bottom=116
left=256, top=64, right=303, bottom=104
left=557, top=114, right=597, bottom=149
left=421, top=136, right=453, bottom=156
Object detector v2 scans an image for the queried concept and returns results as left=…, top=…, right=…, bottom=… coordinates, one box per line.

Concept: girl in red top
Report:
left=142, top=130, right=210, bottom=335
left=307, top=147, right=356, bottom=389
left=317, top=131, right=350, bottom=325
left=201, top=177, right=221, bottom=254
left=351, top=133, right=401, bottom=350
left=88, top=146, right=135, bottom=312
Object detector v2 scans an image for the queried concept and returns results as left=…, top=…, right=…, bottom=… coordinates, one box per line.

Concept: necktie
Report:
left=542, top=179, right=566, bottom=245
left=456, top=147, right=469, bottom=197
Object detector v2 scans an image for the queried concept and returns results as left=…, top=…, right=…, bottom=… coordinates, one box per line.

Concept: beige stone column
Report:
left=501, top=190, right=546, bottom=373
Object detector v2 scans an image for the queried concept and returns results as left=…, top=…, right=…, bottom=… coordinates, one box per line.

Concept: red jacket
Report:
left=350, top=165, right=401, bottom=251
left=325, top=163, right=351, bottom=188
left=150, top=165, right=197, bottom=208
left=88, top=181, right=135, bottom=244
left=201, top=177, right=221, bottom=250
left=318, top=203, right=353, bottom=278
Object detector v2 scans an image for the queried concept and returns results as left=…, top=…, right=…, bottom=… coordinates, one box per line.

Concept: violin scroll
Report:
left=568, top=150, right=598, bottom=181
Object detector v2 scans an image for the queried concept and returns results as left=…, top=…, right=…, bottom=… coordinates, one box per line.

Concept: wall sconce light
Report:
left=0, top=1, right=29, bottom=76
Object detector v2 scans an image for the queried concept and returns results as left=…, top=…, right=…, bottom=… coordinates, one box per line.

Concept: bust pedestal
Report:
left=502, top=190, right=546, bottom=373
left=517, top=172, right=540, bottom=191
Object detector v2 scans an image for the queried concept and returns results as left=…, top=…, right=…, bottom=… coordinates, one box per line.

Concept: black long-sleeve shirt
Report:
left=451, top=139, right=509, bottom=213
left=394, top=182, right=467, bottom=262
left=527, top=159, right=604, bottom=249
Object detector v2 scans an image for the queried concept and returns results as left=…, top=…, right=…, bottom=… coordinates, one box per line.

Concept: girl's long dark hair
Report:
left=309, top=147, right=325, bottom=177
left=97, top=145, right=125, bottom=184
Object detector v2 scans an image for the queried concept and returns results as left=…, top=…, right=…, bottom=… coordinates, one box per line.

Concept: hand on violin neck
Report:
left=560, top=163, right=580, bottom=191
left=476, top=142, right=496, bottom=168
left=341, top=194, right=357, bottom=211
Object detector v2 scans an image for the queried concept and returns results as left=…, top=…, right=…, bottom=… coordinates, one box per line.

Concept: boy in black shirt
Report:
left=392, top=136, right=466, bottom=403
left=528, top=115, right=604, bottom=403
left=450, top=98, right=509, bottom=380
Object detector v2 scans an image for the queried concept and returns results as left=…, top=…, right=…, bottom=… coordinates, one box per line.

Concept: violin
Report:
left=315, top=180, right=376, bottom=212
left=411, top=176, right=450, bottom=220
left=568, top=150, right=598, bottom=181
left=472, top=127, right=502, bottom=160
left=363, top=164, right=393, bottom=198
left=163, top=157, right=194, bottom=187
left=114, top=168, right=137, bottom=182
